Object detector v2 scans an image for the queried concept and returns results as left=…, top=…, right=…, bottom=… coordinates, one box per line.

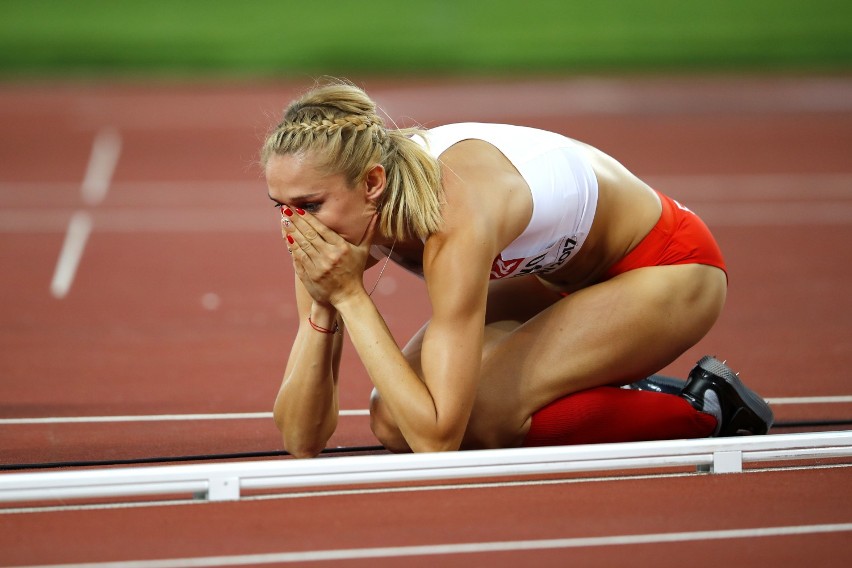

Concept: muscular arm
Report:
left=273, top=275, right=344, bottom=458
left=336, top=223, right=493, bottom=453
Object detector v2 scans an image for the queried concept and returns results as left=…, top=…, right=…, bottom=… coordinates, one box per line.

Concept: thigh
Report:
left=483, top=274, right=564, bottom=325
left=466, top=263, right=727, bottom=446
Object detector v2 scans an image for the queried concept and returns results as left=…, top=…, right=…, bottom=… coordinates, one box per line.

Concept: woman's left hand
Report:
left=282, top=208, right=377, bottom=306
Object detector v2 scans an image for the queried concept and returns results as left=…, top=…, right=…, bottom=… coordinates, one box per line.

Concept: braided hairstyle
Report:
left=261, top=81, right=444, bottom=241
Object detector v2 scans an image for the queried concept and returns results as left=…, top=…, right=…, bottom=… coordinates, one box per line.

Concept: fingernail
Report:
left=295, top=208, right=305, bottom=216
left=287, top=235, right=294, bottom=244
left=283, top=208, right=293, bottom=216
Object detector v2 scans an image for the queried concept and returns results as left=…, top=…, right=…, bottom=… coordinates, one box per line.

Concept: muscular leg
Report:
left=465, top=263, right=727, bottom=447
left=370, top=263, right=727, bottom=451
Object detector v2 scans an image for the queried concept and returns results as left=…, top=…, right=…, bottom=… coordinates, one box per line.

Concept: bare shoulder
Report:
left=435, top=140, right=532, bottom=255
left=421, top=145, right=499, bottom=291
left=438, top=139, right=521, bottom=184
left=572, top=139, right=653, bottom=194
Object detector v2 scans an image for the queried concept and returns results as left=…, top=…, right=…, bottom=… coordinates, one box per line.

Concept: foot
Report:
left=680, top=356, right=774, bottom=436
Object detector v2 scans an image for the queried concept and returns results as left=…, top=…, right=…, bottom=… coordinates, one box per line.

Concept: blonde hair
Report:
left=261, top=81, right=444, bottom=241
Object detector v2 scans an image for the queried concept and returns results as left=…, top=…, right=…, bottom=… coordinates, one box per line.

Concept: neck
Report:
left=378, top=235, right=423, bottom=253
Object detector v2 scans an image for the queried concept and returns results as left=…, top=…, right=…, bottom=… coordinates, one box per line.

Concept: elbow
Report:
left=368, top=389, right=465, bottom=453
left=273, top=410, right=327, bottom=459
left=279, top=421, right=327, bottom=458
left=369, top=391, right=412, bottom=453
left=371, top=416, right=460, bottom=454
left=284, top=441, right=325, bottom=459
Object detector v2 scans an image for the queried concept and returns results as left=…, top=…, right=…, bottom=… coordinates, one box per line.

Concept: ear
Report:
left=363, top=163, right=387, bottom=205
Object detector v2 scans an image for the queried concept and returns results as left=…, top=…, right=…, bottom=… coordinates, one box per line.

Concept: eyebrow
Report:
left=268, top=192, right=322, bottom=205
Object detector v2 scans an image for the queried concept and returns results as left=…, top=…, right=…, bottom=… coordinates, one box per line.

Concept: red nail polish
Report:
left=283, top=208, right=293, bottom=216
left=295, top=208, right=305, bottom=216
left=287, top=235, right=294, bottom=244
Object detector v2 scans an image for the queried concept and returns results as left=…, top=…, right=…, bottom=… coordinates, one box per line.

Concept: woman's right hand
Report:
left=283, top=207, right=377, bottom=308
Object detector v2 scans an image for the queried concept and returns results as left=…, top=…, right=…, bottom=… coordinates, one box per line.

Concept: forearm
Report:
left=336, top=292, right=457, bottom=453
left=274, top=304, right=342, bottom=458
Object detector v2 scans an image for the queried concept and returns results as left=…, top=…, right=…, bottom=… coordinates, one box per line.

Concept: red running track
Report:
left=1, top=75, right=851, bottom=565
left=2, top=467, right=851, bottom=566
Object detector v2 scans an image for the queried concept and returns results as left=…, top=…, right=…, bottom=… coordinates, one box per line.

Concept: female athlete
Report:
left=262, top=81, right=773, bottom=458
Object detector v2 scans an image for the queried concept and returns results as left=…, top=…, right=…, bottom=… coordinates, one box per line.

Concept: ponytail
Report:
left=380, top=128, right=444, bottom=240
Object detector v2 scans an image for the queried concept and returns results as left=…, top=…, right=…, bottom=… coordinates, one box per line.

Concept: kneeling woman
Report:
left=262, top=81, right=773, bottom=458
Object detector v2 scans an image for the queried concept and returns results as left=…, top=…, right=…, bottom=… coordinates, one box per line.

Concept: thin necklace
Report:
left=368, top=239, right=397, bottom=297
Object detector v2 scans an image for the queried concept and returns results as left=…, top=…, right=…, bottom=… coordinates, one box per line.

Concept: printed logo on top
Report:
left=490, top=256, right=523, bottom=279
left=673, top=199, right=693, bottom=214
left=489, top=236, right=580, bottom=280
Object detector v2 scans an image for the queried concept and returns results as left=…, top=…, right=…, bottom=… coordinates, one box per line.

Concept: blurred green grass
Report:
left=1, top=0, right=850, bottom=78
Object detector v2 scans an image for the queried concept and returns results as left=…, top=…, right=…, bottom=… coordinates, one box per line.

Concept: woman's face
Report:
left=265, top=152, right=377, bottom=245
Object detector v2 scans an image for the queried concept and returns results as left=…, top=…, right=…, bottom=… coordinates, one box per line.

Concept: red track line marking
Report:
left=374, top=77, right=852, bottom=120
left=12, top=523, right=852, bottom=567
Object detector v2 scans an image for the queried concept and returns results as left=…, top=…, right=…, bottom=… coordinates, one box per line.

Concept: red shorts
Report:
left=604, top=191, right=727, bottom=280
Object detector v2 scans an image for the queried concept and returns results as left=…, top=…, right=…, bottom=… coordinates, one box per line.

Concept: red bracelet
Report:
left=308, top=316, right=340, bottom=334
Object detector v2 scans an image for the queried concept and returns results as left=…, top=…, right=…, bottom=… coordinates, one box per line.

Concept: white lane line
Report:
left=766, top=396, right=852, bottom=405
left=2, top=396, right=850, bottom=425
left=649, top=173, right=852, bottom=200
left=2, top=174, right=850, bottom=233
left=14, top=523, right=852, bottom=567
left=46, top=128, right=121, bottom=298
left=2, top=201, right=850, bottom=234
left=2, top=173, right=851, bottom=197
left=685, top=201, right=852, bottom=227
left=0, top=410, right=367, bottom=425
left=81, top=127, right=122, bottom=206
left=48, top=211, right=93, bottom=299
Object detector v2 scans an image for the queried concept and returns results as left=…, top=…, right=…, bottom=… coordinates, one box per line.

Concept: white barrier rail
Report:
left=1, top=431, right=850, bottom=504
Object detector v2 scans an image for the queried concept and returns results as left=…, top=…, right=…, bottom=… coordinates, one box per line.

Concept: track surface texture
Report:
left=1, top=75, right=851, bottom=566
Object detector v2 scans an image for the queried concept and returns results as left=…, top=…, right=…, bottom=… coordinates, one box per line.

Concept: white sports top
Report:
left=373, top=122, right=599, bottom=279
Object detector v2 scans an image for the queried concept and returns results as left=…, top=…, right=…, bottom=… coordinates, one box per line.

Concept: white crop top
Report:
left=373, top=122, right=599, bottom=279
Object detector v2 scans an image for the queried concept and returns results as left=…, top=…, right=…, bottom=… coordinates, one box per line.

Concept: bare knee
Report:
left=369, top=388, right=411, bottom=453
left=677, top=264, right=728, bottom=341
